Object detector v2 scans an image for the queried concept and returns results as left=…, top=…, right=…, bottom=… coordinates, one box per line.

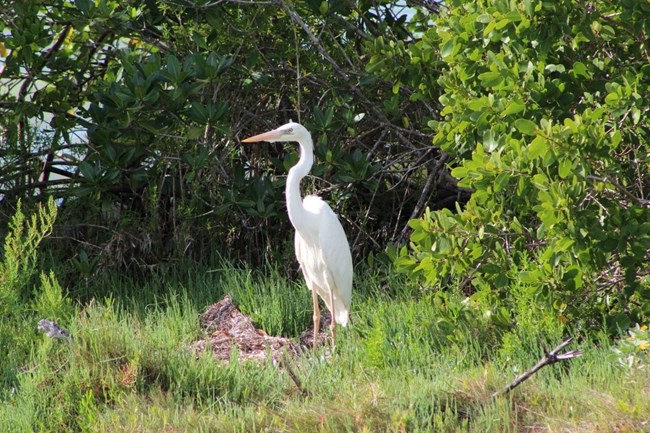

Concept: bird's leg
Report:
left=312, top=289, right=320, bottom=349
left=328, top=288, right=337, bottom=349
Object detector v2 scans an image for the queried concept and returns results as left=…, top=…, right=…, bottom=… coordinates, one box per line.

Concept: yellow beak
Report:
left=241, top=129, right=282, bottom=143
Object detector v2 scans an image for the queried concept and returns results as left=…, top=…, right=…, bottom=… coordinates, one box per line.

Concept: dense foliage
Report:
left=0, top=0, right=448, bottom=273
left=1, top=0, right=647, bottom=350
left=393, top=0, right=650, bottom=333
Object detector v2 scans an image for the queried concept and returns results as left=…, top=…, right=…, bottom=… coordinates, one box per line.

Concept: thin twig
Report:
left=276, top=0, right=349, bottom=80
left=280, top=353, right=308, bottom=396
left=492, top=337, right=583, bottom=398
left=587, top=175, right=650, bottom=207
left=276, top=0, right=418, bottom=149
left=398, top=152, right=447, bottom=241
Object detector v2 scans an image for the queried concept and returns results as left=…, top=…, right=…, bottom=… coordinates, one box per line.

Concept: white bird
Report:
left=242, top=122, right=353, bottom=349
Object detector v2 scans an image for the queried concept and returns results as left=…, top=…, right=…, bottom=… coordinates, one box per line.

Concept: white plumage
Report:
left=242, top=122, right=353, bottom=348
left=295, top=195, right=352, bottom=327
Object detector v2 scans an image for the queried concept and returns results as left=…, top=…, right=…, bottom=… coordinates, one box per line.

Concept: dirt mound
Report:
left=191, top=295, right=329, bottom=363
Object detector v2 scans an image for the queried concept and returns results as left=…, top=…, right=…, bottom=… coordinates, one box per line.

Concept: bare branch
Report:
left=280, top=354, right=308, bottom=397
left=276, top=0, right=423, bottom=151
left=276, top=0, right=349, bottom=81
left=587, top=175, right=650, bottom=207
left=398, top=152, right=447, bottom=241
left=492, top=337, right=583, bottom=398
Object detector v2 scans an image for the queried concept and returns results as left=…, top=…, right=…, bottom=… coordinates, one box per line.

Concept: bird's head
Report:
left=241, top=122, right=310, bottom=144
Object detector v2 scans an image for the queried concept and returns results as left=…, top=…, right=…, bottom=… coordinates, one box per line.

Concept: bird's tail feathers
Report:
left=334, top=300, right=349, bottom=326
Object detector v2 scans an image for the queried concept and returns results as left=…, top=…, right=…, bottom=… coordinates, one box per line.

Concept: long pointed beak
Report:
left=241, top=129, right=281, bottom=143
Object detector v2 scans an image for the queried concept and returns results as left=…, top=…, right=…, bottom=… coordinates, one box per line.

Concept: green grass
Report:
left=1, top=261, right=648, bottom=432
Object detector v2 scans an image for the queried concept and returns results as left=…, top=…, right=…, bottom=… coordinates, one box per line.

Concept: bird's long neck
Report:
left=286, top=136, right=314, bottom=232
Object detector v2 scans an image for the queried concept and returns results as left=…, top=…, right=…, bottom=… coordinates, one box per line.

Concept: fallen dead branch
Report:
left=492, top=337, right=583, bottom=398
left=280, top=353, right=308, bottom=397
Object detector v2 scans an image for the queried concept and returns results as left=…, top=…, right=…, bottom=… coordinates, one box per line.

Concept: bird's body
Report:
left=242, top=122, right=353, bottom=348
left=295, top=195, right=352, bottom=327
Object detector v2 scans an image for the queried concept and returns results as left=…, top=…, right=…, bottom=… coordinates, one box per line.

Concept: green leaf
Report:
left=482, top=129, right=498, bottom=152
left=480, top=263, right=502, bottom=274
left=433, top=237, right=452, bottom=254
left=468, top=99, right=486, bottom=111
left=554, top=237, right=575, bottom=252
left=78, top=161, right=97, bottom=180
left=600, top=237, right=619, bottom=252
left=440, top=38, right=455, bottom=58
left=192, top=31, right=207, bottom=49
left=563, top=117, right=578, bottom=132
left=187, top=126, right=204, bottom=139
left=545, top=64, right=566, bottom=73
left=608, top=313, right=631, bottom=332
left=515, top=118, right=537, bottom=136
left=495, top=19, right=510, bottom=30
left=558, top=158, right=573, bottom=178
left=502, top=100, right=525, bottom=116
left=532, top=172, right=549, bottom=190
left=611, top=130, right=622, bottom=148
left=451, top=166, right=468, bottom=178
left=319, top=0, right=328, bottom=15
left=528, top=136, right=547, bottom=160
left=483, top=20, right=497, bottom=37
left=76, top=0, right=90, bottom=15
left=605, top=92, right=619, bottom=105
left=505, top=11, right=522, bottom=21
left=212, top=100, right=228, bottom=120
left=520, top=270, right=542, bottom=284
left=494, top=172, right=510, bottom=192
left=572, top=61, right=590, bottom=78
left=189, top=102, right=208, bottom=123
left=478, top=71, right=503, bottom=88
left=167, top=55, right=181, bottom=80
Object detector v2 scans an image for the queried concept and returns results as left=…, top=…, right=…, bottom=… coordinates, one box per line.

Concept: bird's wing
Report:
left=315, top=201, right=353, bottom=314
left=297, top=195, right=353, bottom=326
left=294, top=230, right=308, bottom=273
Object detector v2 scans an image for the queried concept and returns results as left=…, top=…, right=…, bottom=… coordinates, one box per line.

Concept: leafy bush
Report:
left=393, top=0, right=650, bottom=334
left=612, top=324, right=650, bottom=372
left=0, top=198, right=71, bottom=389
left=1, top=1, right=447, bottom=272
left=1, top=199, right=57, bottom=316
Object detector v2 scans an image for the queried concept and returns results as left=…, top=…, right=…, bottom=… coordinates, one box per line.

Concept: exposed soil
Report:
left=191, top=295, right=331, bottom=363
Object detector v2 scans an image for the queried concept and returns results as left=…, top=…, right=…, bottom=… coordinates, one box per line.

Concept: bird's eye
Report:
left=286, top=128, right=293, bottom=134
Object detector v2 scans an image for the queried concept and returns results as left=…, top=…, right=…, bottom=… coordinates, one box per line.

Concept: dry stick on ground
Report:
left=492, top=337, right=583, bottom=399
left=280, top=353, right=308, bottom=397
